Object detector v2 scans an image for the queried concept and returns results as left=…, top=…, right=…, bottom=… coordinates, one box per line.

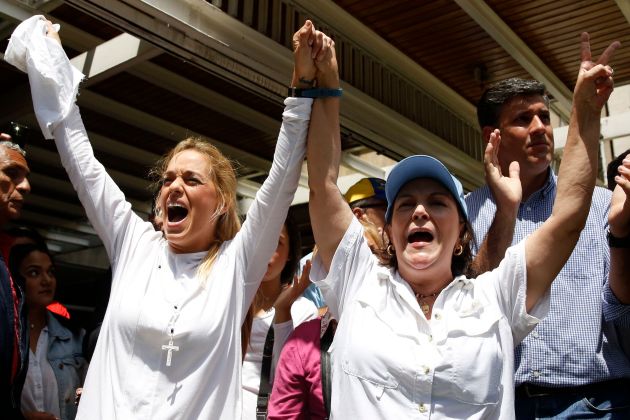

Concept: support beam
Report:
left=41, top=230, right=95, bottom=247
left=19, top=209, right=96, bottom=235
left=341, top=152, right=386, bottom=179
left=70, top=32, right=162, bottom=86
left=64, top=0, right=482, bottom=188
left=553, top=112, right=630, bottom=149
left=64, top=0, right=289, bottom=100
left=54, top=246, right=109, bottom=269
left=18, top=112, right=161, bottom=166
left=76, top=89, right=275, bottom=177
left=288, top=0, right=478, bottom=127
left=0, top=0, right=33, bottom=21
left=127, top=61, right=281, bottom=135
left=28, top=171, right=151, bottom=215
left=340, top=82, right=483, bottom=191
left=14, top=0, right=62, bottom=12
left=76, top=89, right=311, bottom=190
left=4, top=12, right=284, bottom=154
left=616, top=0, right=630, bottom=25
left=25, top=144, right=152, bottom=194
left=27, top=193, right=86, bottom=217
left=454, top=0, right=572, bottom=121
left=236, top=179, right=262, bottom=200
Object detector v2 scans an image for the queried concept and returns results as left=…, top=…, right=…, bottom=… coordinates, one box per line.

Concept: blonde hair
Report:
left=151, top=137, right=241, bottom=280
left=358, top=216, right=385, bottom=251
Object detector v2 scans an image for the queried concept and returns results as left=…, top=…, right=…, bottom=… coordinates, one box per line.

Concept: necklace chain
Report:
left=157, top=252, right=204, bottom=367
left=414, top=283, right=447, bottom=317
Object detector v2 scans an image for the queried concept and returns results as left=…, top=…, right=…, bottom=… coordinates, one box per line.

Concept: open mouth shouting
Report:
left=166, top=202, right=189, bottom=227
left=407, top=228, right=434, bottom=248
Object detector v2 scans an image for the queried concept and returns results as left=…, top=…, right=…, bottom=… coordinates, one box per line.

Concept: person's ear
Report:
left=352, top=207, right=365, bottom=220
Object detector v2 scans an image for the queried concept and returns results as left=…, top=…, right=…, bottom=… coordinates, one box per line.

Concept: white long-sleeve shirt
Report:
left=52, top=97, right=312, bottom=419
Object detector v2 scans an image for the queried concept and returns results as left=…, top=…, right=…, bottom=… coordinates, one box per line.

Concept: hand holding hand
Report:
left=291, top=21, right=339, bottom=89
left=573, top=32, right=620, bottom=114
left=291, top=20, right=317, bottom=88
left=485, top=129, right=521, bottom=213
left=609, top=156, right=630, bottom=238
left=312, top=31, right=339, bottom=89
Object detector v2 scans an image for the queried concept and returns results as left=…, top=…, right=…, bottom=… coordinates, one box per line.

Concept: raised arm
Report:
left=470, top=130, right=521, bottom=275
left=608, top=156, right=630, bottom=303
left=237, top=22, right=330, bottom=317
left=524, top=33, right=620, bottom=310
left=306, top=36, right=352, bottom=271
left=40, top=22, right=147, bottom=261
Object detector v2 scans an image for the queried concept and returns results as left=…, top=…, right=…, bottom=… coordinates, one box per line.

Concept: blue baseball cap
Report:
left=385, top=155, right=468, bottom=222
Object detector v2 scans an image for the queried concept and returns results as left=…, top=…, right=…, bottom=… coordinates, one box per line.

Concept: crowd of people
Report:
left=0, top=14, right=629, bottom=420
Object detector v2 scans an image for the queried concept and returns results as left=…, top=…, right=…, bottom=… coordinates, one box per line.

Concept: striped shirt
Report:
left=466, top=170, right=630, bottom=387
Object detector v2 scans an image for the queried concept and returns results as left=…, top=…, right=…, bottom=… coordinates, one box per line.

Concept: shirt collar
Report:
left=523, top=167, right=556, bottom=204
left=46, top=311, right=72, bottom=340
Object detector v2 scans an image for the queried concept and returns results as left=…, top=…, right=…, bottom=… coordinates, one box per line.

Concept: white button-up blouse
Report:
left=312, top=218, right=549, bottom=419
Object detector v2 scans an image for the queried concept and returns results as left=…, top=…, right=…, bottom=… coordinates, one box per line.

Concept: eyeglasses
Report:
left=358, top=202, right=387, bottom=210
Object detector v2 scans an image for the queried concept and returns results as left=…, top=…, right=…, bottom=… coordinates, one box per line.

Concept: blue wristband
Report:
left=287, top=87, right=343, bottom=98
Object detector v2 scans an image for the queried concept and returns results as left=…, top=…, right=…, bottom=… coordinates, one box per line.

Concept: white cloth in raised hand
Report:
left=4, top=15, right=83, bottom=139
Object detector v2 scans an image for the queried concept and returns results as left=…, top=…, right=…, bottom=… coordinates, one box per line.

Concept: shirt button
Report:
left=533, top=370, right=541, bottom=378
left=423, top=366, right=430, bottom=375
left=418, top=403, right=427, bottom=413
left=532, top=331, right=539, bottom=339
left=428, top=335, right=433, bottom=342
left=434, top=313, right=441, bottom=320
left=526, top=206, right=532, bottom=211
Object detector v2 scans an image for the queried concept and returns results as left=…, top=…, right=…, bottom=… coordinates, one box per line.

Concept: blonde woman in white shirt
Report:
left=306, top=34, right=619, bottom=419
left=15, top=19, right=332, bottom=420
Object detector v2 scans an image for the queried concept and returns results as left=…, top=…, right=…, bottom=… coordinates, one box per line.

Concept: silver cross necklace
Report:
left=162, top=305, right=181, bottom=367
left=158, top=256, right=202, bottom=368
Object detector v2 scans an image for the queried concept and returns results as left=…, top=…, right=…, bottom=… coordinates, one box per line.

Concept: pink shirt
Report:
left=268, top=318, right=327, bottom=420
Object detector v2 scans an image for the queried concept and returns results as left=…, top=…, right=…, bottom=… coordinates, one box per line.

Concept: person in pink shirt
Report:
left=267, top=313, right=334, bottom=420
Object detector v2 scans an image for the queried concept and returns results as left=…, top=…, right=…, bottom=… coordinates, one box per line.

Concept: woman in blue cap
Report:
left=305, top=34, right=619, bottom=419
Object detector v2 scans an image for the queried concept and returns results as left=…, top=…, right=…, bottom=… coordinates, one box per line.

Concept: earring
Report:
left=386, top=244, right=395, bottom=256
left=454, top=244, right=464, bottom=256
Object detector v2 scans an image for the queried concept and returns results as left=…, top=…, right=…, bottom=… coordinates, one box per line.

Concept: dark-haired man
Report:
left=0, top=134, right=31, bottom=417
left=466, top=67, right=630, bottom=417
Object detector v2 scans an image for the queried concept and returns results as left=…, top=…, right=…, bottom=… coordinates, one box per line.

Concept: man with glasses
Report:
left=344, top=177, right=387, bottom=231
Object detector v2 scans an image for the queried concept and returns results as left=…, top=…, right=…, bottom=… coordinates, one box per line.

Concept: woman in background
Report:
left=241, top=216, right=314, bottom=419
left=11, top=243, right=87, bottom=420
